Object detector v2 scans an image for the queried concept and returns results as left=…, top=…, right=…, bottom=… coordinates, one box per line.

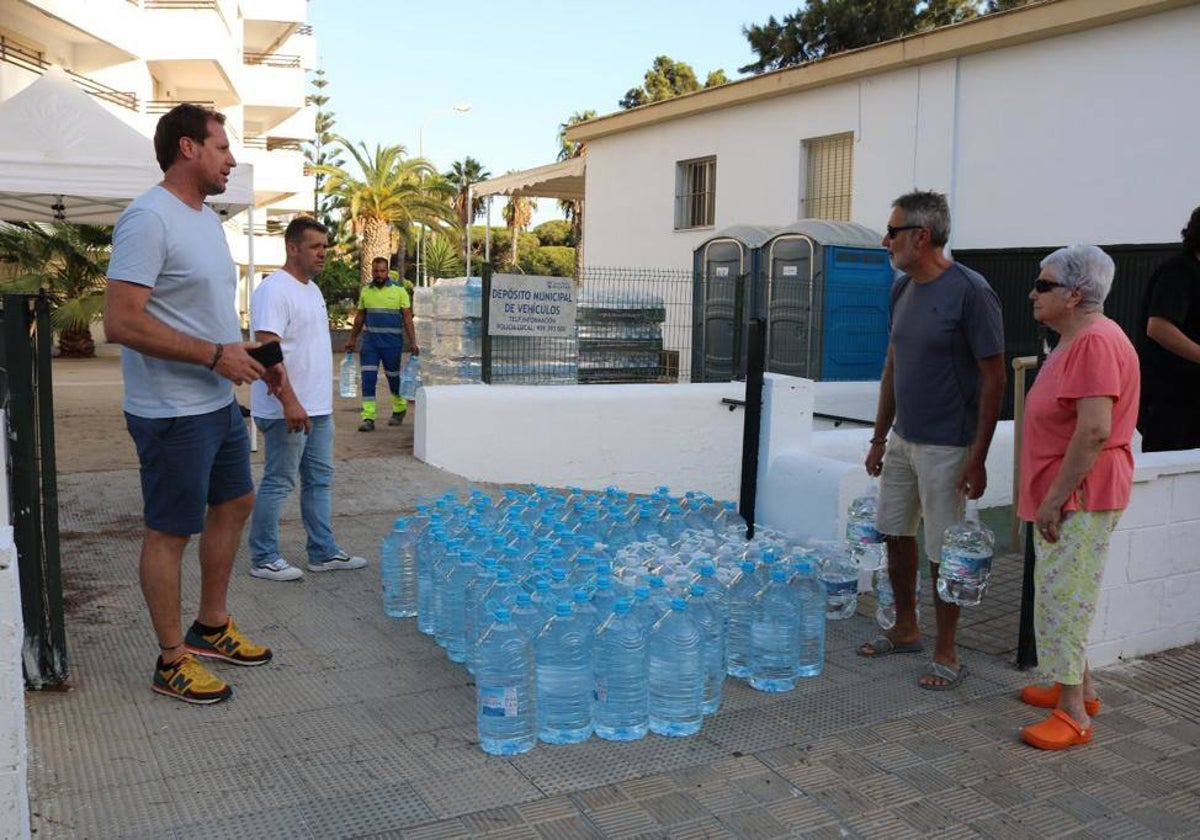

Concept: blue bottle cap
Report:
left=635, top=586, right=650, bottom=599
left=573, top=590, right=590, bottom=604
left=393, top=517, right=408, bottom=529
left=551, top=568, right=567, bottom=581
left=555, top=602, right=572, bottom=616
left=691, top=584, right=707, bottom=597
left=649, top=575, right=665, bottom=588
left=771, top=569, right=788, bottom=582
left=496, top=568, right=513, bottom=582
left=670, top=597, right=687, bottom=610
left=516, top=592, right=532, bottom=605
left=613, top=598, right=631, bottom=614
left=535, top=578, right=550, bottom=592
left=494, top=607, right=511, bottom=622
left=740, top=561, right=756, bottom=573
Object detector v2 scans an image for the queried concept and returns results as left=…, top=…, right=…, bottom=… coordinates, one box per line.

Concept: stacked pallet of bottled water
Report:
left=425, top=276, right=483, bottom=385
left=577, top=290, right=667, bottom=383
left=412, top=286, right=435, bottom=354
left=378, top=484, right=846, bottom=755
left=490, top=334, right=579, bottom=385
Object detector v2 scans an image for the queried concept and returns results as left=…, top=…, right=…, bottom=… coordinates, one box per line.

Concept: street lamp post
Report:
left=416, top=103, right=470, bottom=286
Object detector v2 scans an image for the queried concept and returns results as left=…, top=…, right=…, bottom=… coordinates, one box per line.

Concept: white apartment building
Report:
left=0, top=0, right=317, bottom=275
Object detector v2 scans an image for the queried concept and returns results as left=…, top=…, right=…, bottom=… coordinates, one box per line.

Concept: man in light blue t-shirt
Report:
left=104, top=104, right=277, bottom=705
left=859, top=190, right=1006, bottom=692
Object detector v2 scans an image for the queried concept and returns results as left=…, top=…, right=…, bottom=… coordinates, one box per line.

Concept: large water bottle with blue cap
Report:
left=938, top=499, right=994, bottom=607
left=791, top=559, right=826, bottom=678
left=475, top=608, right=536, bottom=756
left=383, top=517, right=418, bottom=618
left=749, top=569, right=799, bottom=692
left=725, top=561, right=759, bottom=677
left=846, top=478, right=885, bottom=571
left=443, top=552, right=477, bottom=663
left=399, top=355, right=422, bottom=400
left=534, top=601, right=594, bottom=744
left=648, top=597, right=703, bottom=737
left=817, top=542, right=858, bottom=620
left=688, top=584, right=726, bottom=714
left=592, top=598, right=649, bottom=741
left=339, top=351, right=358, bottom=398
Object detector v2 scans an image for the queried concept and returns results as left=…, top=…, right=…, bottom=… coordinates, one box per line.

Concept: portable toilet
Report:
left=759, top=220, right=892, bottom=381
left=691, top=225, right=774, bottom=382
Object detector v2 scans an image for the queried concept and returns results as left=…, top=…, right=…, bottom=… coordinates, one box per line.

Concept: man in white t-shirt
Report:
left=247, top=217, right=367, bottom=581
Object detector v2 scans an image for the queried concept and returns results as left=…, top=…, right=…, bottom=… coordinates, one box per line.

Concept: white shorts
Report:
left=876, top=432, right=970, bottom=565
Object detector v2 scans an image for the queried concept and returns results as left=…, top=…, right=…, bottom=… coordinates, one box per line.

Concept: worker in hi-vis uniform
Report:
left=344, top=257, right=420, bottom=431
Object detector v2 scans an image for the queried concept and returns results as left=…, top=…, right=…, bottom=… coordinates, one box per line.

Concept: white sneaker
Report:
left=307, top=552, right=367, bottom=572
left=250, top=558, right=304, bottom=582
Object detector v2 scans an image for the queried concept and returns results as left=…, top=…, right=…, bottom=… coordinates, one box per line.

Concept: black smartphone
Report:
left=247, top=340, right=283, bottom=367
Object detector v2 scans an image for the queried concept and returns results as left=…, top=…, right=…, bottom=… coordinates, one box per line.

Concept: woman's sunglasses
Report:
left=1033, top=279, right=1066, bottom=293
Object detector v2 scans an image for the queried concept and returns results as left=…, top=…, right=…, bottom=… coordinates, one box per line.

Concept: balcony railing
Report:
left=144, top=0, right=218, bottom=9
left=244, top=136, right=304, bottom=152
left=0, top=36, right=139, bottom=111
left=144, top=98, right=216, bottom=114
left=244, top=52, right=301, bottom=69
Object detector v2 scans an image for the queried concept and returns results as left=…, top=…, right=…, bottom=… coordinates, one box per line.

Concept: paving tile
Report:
left=411, top=763, right=543, bottom=819
left=764, top=795, right=838, bottom=833
left=172, top=804, right=317, bottom=840
left=932, top=785, right=1001, bottom=823
left=1111, top=766, right=1178, bottom=799
left=847, top=808, right=924, bottom=839
left=400, top=817, right=471, bottom=839
left=1127, top=805, right=1198, bottom=837
left=809, top=783, right=878, bottom=819
left=681, top=779, right=756, bottom=815
left=639, top=792, right=710, bottom=826
left=571, top=784, right=629, bottom=812
left=894, top=764, right=959, bottom=795
left=715, top=807, right=791, bottom=839
left=516, top=796, right=580, bottom=824
left=298, top=781, right=435, bottom=837
left=533, top=814, right=605, bottom=839
left=583, top=800, right=659, bottom=836
left=460, top=805, right=525, bottom=834
left=28, top=778, right=180, bottom=840
left=1046, top=790, right=1111, bottom=823
left=664, top=816, right=737, bottom=839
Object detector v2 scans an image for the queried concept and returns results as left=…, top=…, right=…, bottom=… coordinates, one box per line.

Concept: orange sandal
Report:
left=1021, top=708, right=1093, bottom=750
left=1019, top=683, right=1100, bottom=716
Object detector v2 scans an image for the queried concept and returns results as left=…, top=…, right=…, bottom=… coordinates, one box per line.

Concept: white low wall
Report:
left=1088, top=451, right=1200, bottom=667
left=0, top=412, right=30, bottom=839
left=415, top=375, right=813, bottom=501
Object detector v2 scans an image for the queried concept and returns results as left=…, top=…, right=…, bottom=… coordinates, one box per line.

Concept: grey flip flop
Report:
left=858, top=635, right=925, bottom=657
left=919, top=661, right=968, bottom=690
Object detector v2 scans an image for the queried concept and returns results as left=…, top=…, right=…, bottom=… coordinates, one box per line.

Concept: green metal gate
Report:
left=1, top=292, right=68, bottom=688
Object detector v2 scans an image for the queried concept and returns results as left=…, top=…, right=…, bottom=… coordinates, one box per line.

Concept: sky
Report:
left=307, top=0, right=789, bottom=224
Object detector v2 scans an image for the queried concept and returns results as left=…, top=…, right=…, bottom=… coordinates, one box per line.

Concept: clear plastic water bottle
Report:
left=688, top=584, right=726, bottom=714
left=817, top=543, right=858, bottom=620
left=846, top=479, right=886, bottom=571
left=648, top=597, right=703, bottom=737
left=339, top=352, right=359, bottom=398
left=592, top=598, right=649, bottom=742
left=443, top=553, right=477, bottom=664
left=873, top=566, right=896, bottom=630
left=475, top=608, right=536, bottom=756
left=572, top=589, right=600, bottom=633
left=534, top=601, right=594, bottom=744
left=399, top=355, right=421, bottom=400
left=382, top=517, right=417, bottom=618
left=463, top=559, right=499, bottom=673
left=726, top=561, right=759, bottom=677
left=791, top=560, right=825, bottom=678
left=938, top=500, right=994, bottom=607
left=416, top=525, right=443, bottom=635
left=511, top=591, right=544, bottom=640
left=749, top=569, right=799, bottom=692
left=591, top=576, right=617, bottom=621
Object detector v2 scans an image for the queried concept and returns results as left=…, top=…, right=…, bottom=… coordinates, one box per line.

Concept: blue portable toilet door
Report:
left=819, top=247, right=892, bottom=381
left=699, top=241, right=746, bottom=381
left=763, top=235, right=816, bottom=379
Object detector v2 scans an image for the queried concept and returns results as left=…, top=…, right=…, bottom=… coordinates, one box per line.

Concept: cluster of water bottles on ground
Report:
left=378, top=481, right=994, bottom=756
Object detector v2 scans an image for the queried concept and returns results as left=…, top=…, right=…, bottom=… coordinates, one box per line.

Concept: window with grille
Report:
left=674, top=156, right=716, bottom=230
left=802, top=133, right=853, bottom=220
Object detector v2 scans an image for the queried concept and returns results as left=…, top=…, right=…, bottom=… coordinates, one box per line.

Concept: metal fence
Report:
left=0, top=293, right=67, bottom=688
left=480, top=265, right=695, bottom=385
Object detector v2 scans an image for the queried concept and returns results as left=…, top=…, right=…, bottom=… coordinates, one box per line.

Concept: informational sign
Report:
left=487, top=273, right=577, bottom=337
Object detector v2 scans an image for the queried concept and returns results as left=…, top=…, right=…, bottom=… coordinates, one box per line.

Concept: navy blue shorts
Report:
left=125, top=401, right=253, bottom=536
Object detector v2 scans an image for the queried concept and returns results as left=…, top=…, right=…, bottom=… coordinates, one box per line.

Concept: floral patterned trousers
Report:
left=1033, top=509, right=1122, bottom=685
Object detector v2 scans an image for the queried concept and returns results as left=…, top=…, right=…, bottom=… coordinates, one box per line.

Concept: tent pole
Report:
left=466, top=185, right=473, bottom=276
left=485, top=195, right=492, bottom=266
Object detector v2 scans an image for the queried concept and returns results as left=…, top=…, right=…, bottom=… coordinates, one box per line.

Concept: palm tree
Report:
left=0, top=222, right=110, bottom=357
left=444, top=157, right=491, bottom=229
left=501, top=192, right=537, bottom=270
left=557, top=110, right=596, bottom=278
left=311, top=137, right=457, bottom=284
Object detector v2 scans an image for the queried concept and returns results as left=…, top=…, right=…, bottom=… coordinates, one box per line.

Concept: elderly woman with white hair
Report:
left=1016, top=245, right=1140, bottom=750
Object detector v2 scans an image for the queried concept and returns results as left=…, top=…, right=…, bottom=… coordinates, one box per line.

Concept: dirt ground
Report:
left=50, top=349, right=415, bottom=474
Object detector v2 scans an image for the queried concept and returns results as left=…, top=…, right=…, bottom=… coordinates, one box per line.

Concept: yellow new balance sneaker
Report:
left=152, top=653, right=232, bottom=705
left=184, top=616, right=273, bottom=666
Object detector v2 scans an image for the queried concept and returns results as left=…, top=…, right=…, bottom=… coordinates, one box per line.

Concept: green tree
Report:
left=422, top=233, right=463, bottom=280
left=0, top=222, right=110, bottom=357
left=619, top=55, right=728, bottom=110
left=533, top=219, right=573, bottom=247
left=443, top=157, right=492, bottom=229
left=312, top=138, right=457, bottom=285
left=303, top=68, right=344, bottom=234
left=740, top=0, right=1033, bottom=74
left=521, top=246, right=576, bottom=277
left=500, top=192, right=537, bottom=269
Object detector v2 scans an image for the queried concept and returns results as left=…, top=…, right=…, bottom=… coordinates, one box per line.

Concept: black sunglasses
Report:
left=1033, top=279, right=1067, bottom=293
left=885, top=224, right=924, bottom=239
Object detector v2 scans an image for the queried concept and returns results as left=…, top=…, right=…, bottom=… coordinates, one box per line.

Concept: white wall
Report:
left=415, top=375, right=813, bottom=501
left=583, top=5, right=1200, bottom=269
left=0, top=412, right=31, bottom=840
left=1087, top=452, right=1200, bottom=668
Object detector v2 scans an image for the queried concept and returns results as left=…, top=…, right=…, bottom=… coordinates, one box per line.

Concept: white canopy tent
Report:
left=470, top=156, right=585, bottom=267
left=0, top=67, right=260, bottom=444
